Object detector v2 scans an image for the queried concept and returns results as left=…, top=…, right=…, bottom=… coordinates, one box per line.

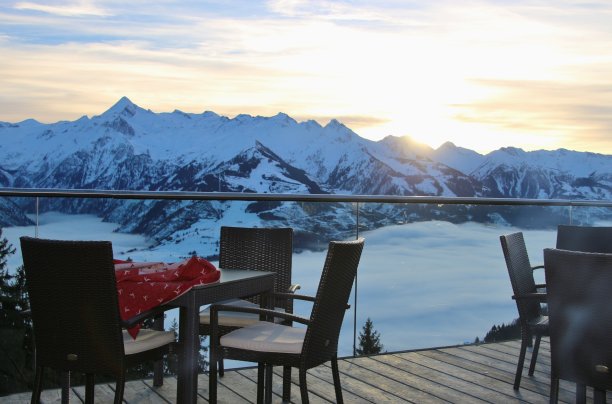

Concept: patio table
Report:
left=170, top=268, right=276, bottom=404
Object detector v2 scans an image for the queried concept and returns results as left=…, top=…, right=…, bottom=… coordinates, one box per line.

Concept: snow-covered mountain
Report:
left=1, top=97, right=610, bottom=251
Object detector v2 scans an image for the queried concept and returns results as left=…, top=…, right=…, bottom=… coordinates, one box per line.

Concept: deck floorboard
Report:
left=4, top=338, right=609, bottom=403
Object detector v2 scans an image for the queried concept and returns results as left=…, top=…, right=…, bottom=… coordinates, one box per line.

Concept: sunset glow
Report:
left=1, top=1, right=612, bottom=154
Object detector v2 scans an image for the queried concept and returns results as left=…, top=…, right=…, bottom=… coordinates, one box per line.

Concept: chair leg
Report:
left=30, top=366, right=43, bottom=404
left=219, top=357, right=225, bottom=377
left=210, top=349, right=218, bottom=403
left=299, top=368, right=309, bottom=404
left=114, top=374, right=125, bottom=404
left=549, top=376, right=559, bottom=404
left=282, top=366, right=291, bottom=402
left=85, top=373, right=95, bottom=404
left=331, top=356, right=344, bottom=404
left=576, top=383, right=586, bottom=404
left=256, top=363, right=265, bottom=404
left=514, top=334, right=529, bottom=390
left=265, top=364, right=273, bottom=404
left=61, top=371, right=70, bottom=404
left=593, top=388, right=606, bottom=404
left=153, top=313, right=164, bottom=386
left=528, top=334, right=541, bottom=376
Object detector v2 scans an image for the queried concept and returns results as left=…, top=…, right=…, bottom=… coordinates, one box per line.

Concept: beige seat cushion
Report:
left=123, top=329, right=175, bottom=355
left=200, top=298, right=285, bottom=327
left=221, top=321, right=306, bottom=354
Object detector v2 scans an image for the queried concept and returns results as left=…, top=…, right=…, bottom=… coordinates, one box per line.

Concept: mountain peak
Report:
left=326, top=119, right=344, bottom=129
left=101, top=96, right=139, bottom=118
left=438, top=141, right=457, bottom=150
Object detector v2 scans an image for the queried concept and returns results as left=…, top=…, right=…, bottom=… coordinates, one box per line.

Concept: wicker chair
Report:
left=209, top=238, right=364, bottom=404
left=556, top=225, right=612, bottom=253
left=20, top=237, right=175, bottom=404
left=199, top=226, right=297, bottom=397
left=544, top=248, right=612, bottom=404
left=500, top=232, right=548, bottom=390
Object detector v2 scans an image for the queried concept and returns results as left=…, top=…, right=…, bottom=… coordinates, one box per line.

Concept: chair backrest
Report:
left=20, top=237, right=125, bottom=376
left=499, top=232, right=542, bottom=325
left=219, top=226, right=293, bottom=309
left=302, top=238, right=364, bottom=368
left=544, top=248, right=612, bottom=390
left=556, top=225, right=612, bottom=253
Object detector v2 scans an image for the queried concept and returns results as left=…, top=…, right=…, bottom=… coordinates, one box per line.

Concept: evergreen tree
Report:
left=482, top=318, right=521, bottom=343
left=0, top=229, right=34, bottom=395
left=356, top=317, right=384, bottom=355
left=163, top=317, right=208, bottom=375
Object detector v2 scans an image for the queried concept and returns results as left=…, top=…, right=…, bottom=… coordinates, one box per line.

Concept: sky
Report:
left=1, top=1, right=612, bottom=154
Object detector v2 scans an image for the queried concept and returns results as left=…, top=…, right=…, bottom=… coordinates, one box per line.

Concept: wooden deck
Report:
left=5, top=338, right=608, bottom=403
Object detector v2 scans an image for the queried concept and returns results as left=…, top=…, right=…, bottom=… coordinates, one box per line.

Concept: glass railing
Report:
left=1, top=188, right=611, bottom=393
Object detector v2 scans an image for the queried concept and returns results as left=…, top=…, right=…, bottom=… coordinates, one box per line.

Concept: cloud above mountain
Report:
left=2, top=1, right=612, bottom=154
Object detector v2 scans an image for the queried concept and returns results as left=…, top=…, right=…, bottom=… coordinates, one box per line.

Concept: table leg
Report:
left=177, top=295, right=199, bottom=404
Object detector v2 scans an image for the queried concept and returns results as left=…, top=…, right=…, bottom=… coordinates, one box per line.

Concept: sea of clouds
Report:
left=2, top=212, right=563, bottom=361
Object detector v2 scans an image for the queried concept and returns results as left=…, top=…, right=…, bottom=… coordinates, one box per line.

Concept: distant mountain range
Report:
left=1, top=97, right=610, bottom=250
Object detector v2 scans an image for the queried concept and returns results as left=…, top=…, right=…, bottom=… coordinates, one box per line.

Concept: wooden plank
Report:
left=438, top=346, right=577, bottom=403
left=420, top=348, right=553, bottom=400
left=196, top=373, right=251, bottom=403
left=309, top=362, right=404, bottom=403
left=373, top=353, right=491, bottom=403
left=481, top=342, right=551, bottom=366
left=124, top=379, right=171, bottom=403
left=236, top=366, right=332, bottom=404
left=219, top=368, right=261, bottom=402
left=401, top=351, right=547, bottom=403
left=5, top=340, right=611, bottom=404
left=346, top=355, right=470, bottom=404
left=459, top=344, right=551, bottom=379
left=269, top=367, right=333, bottom=404
left=142, top=377, right=178, bottom=403
left=0, top=389, right=81, bottom=404
left=71, top=382, right=117, bottom=403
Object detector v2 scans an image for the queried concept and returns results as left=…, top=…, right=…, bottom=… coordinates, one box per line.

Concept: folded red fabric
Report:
left=115, top=256, right=220, bottom=338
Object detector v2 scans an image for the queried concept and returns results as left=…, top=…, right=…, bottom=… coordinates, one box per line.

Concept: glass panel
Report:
left=352, top=202, right=567, bottom=353
left=2, top=192, right=610, bottom=376
left=567, top=205, right=612, bottom=226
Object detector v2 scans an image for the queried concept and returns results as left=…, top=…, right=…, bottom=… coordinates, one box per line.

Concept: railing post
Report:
left=353, top=202, right=359, bottom=357
left=35, top=197, right=39, bottom=238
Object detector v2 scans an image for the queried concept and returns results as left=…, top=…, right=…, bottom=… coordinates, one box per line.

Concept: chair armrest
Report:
left=531, top=265, right=546, bottom=290
left=210, top=303, right=311, bottom=326
left=273, top=292, right=350, bottom=310
left=512, top=292, right=547, bottom=303
left=287, top=283, right=301, bottom=293
left=20, top=309, right=31, bottom=318
left=274, top=292, right=316, bottom=303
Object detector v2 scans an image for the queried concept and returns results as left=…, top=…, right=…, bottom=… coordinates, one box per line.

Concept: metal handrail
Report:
left=1, top=187, right=612, bottom=207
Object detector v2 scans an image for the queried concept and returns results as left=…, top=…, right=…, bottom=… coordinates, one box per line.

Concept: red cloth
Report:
left=115, top=256, right=220, bottom=338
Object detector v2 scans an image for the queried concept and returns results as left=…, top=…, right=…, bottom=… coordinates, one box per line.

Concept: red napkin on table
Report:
left=114, top=256, right=220, bottom=338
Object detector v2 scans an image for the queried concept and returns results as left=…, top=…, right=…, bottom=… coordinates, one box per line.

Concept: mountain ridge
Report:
left=1, top=97, right=610, bottom=251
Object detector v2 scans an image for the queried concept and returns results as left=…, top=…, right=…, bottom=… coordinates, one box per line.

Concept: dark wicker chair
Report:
left=544, top=248, right=612, bottom=404
left=209, top=238, right=364, bottom=404
left=556, top=225, right=612, bottom=253
left=20, top=237, right=175, bottom=404
left=500, top=232, right=548, bottom=390
left=199, top=226, right=297, bottom=397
